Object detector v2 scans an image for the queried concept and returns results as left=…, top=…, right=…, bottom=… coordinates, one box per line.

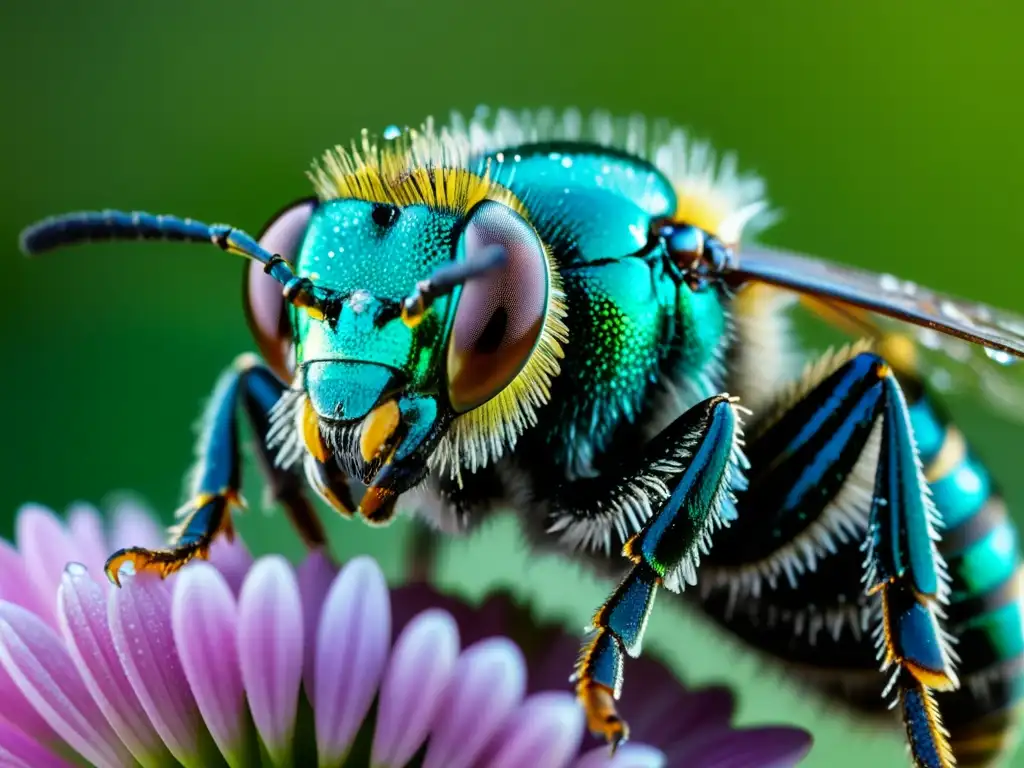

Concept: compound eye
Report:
left=446, top=200, right=549, bottom=413
left=244, top=198, right=316, bottom=378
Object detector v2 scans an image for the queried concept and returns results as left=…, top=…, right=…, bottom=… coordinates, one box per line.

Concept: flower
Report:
left=0, top=498, right=813, bottom=768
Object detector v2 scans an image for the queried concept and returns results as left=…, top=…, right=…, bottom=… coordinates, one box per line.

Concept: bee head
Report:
left=248, top=194, right=566, bottom=495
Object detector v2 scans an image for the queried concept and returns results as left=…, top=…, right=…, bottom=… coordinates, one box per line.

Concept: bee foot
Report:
left=578, top=681, right=630, bottom=753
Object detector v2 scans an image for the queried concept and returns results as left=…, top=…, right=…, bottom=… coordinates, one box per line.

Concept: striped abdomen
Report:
left=908, top=387, right=1024, bottom=766
left=698, top=361, right=1024, bottom=767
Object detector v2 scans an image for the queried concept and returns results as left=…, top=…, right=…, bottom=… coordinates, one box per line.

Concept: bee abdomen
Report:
left=910, top=395, right=1024, bottom=766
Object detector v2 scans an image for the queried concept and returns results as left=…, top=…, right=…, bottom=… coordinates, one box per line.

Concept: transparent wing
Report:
left=732, top=243, right=1024, bottom=421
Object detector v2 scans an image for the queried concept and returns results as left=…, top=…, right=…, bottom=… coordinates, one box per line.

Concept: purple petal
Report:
left=371, top=609, right=459, bottom=767
left=678, top=726, right=812, bottom=768
left=314, top=556, right=391, bottom=765
left=0, top=546, right=56, bottom=741
left=0, top=664, right=57, bottom=742
left=108, top=497, right=165, bottom=552
left=483, top=691, right=585, bottom=768
left=0, top=719, right=77, bottom=768
left=173, top=563, right=248, bottom=768
left=206, top=535, right=254, bottom=596
left=57, top=564, right=169, bottom=767
left=108, top=572, right=204, bottom=766
left=295, top=549, right=336, bottom=700
left=632, top=685, right=734, bottom=753
left=0, top=539, right=51, bottom=620
left=15, top=504, right=79, bottom=626
left=572, top=743, right=667, bottom=768
left=66, top=504, right=109, bottom=591
left=237, top=555, right=303, bottom=766
left=422, top=637, right=527, bottom=768
left=0, top=602, right=132, bottom=768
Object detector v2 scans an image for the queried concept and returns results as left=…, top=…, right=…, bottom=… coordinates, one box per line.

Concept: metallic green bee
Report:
left=20, top=107, right=1024, bottom=767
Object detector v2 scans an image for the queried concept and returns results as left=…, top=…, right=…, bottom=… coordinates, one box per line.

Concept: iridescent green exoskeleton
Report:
left=20, top=107, right=1024, bottom=768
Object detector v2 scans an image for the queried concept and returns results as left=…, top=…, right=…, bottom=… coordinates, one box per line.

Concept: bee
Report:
left=19, top=107, right=1024, bottom=767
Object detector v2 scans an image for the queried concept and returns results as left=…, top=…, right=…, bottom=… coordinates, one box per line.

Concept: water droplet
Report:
left=917, top=328, right=943, bottom=350
left=560, top=156, right=573, bottom=168
left=382, top=125, right=401, bottom=140
left=940, top=300, right=968, bottom=323
left=985, top=347, right=1019, bottom=366
left=63, top=562, right=88, bottom=579
left=879, top=274, right=900, bottom=292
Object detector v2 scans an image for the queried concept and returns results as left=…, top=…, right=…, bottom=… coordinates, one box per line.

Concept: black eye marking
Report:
left=371, top=204, right=399, bottom=228
left=475, top=307, right=508, bottom=355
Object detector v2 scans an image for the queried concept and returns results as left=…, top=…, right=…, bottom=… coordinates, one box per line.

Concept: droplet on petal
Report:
left=173, top=563, right=248, bottom=768
left=314, top=555, right=392, bottom=766
left=0, top=602, right=132, bottom=768
left=572, top=743, right=667, bottom=768
left=65, top=504, right=109, bottom=589
left=108, top=572, right=205, bottom=766
left=422, top=637, right=527, bottom=768
left=371, top=609, right=460, bottom=767
left=295, top=549, right=337, bottom=700
left=237, top=555, right=304, bottom=767
left=57, top=564, right=169, bottom=766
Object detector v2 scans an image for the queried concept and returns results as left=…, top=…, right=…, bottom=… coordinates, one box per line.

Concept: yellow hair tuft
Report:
left=308, top=119, right=523, bottom=217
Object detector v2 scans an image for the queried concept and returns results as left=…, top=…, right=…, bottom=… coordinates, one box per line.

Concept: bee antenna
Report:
left=399, top=244, right=508, bottom=327
left=19, top=209, right=327, bottom=318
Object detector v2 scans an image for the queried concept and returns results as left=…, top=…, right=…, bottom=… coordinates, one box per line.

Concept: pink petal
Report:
left=0, top=545, right=55, bottom=741
left=422, top=637, right=527, bottom=768
left=0, top=719, right=76, bottom=768
left=0, top=540, right=49, bottom=619
left=15, top=505, right=79, bottom=626
left=371, top=609, right=459, bottom=767
left=107, top=496, right=165, bottom=552
left=0, top=602, right=132, bottom=768
left=66, top=504, right=109, bottom=592
left=572, top=743, right=667, bottom=768
left=108, top=571, right=204, bottom=767
left=314, top=555, right=392, bottom=765
left=0, top=664, right=56, bottom=743
left=678, top=726, right=813, bottom=768
left=172, top=563, right=248, bottom=768
left=295, top=549, right=336, bottom=700
left=484, top=692, right=585, bottom=768
left=57, top=564, right=169, bottom=767
left=237, top=556, right=303, bottom=766
left=206, top=535, right=254, bottom=596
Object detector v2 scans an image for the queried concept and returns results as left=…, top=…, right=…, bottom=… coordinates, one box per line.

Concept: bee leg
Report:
left=865, top=361, right=960, bottom=768
left=104, top=354, right=326, bottom=585
left=714, top=348, right=959, bottom=767
left=569, top=395, right=746, bottom=751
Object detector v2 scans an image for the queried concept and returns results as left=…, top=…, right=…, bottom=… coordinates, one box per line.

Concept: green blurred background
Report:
left=2, top=2, right=1023, bottom=765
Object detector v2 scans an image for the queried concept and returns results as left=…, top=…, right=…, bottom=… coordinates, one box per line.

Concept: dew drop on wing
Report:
left=984, top=347, right=1019, bottom=366
left=918, top=328, right=943, bottom=350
